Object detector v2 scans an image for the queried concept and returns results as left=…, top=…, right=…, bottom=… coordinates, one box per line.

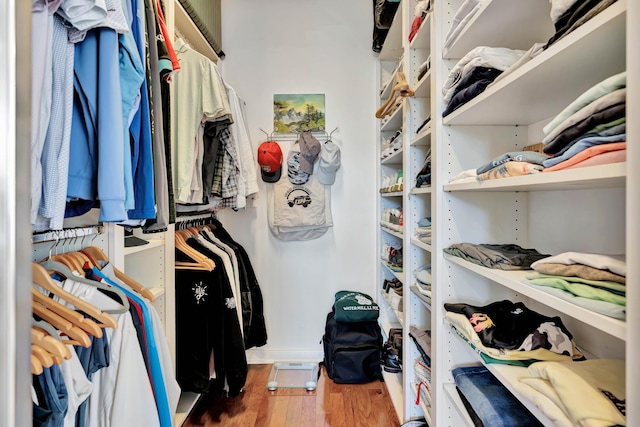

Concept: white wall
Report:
left=219, top=0, right=378, bottom=362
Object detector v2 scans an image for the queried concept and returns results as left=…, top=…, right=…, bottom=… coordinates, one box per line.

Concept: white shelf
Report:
left=380, top=221, right=404, bottom=234
left=380, top=190, right=403, bottom=197
left=444, top=163, right=626, bottom=192
left=381, top=63, right=403, bottom=99
left=382, top=369, right=404, bottom=422
left=174, top=0, right=219, bottom=63
left=411, top=383, right=432, bottom=426
left=379, top=6, right=404, bottom=61
left=411, top=127, right=431, bottom=146
left=410, top=13, right=432, bottom=51
left=380, top=316, right=403, bottom=339
left=382, top=227, right=404, bottom=239
left=174, top=392, right=201, bottom=426
left=445, top=255, right=627, bottom=340
left=450, top=330, right=557, bottom=426
left=381, top=101, right=404, bottom=131
left=485, top=364, right=556, bottom=427
left=443, top=1, right=626, bottom=126
left=443, top=0, right=554, bottom=59
left=411, top=237, right=432, bottom=253
left=382, top=289, right=404, bottom=324
left=414, top=70, right=431, bottom=98
left=411, top=186, right=431, bottom=194
left=123, top=238, right=165, bottom=256
left=382, top=148, right=403, bottom=165
left=443, top=383, right=475, bottom=427
left=150, top=287, right=165, bottom=298
left=381, top=260, right=405, bottom=283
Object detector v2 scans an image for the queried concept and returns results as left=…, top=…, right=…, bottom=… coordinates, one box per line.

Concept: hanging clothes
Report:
left=175, top=239, right=248, bottom=395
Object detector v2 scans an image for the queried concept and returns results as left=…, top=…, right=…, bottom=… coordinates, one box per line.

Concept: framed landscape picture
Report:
left=273, top=94, right=325, bottom=134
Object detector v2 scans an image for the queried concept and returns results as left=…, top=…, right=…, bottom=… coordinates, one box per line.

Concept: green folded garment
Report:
left=333, top=291, right=380, bottom=322
left=525, top=273, right=626, bottom=306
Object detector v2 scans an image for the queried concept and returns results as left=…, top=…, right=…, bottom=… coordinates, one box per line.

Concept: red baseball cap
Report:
left=257, top=141, right=283, bottom=183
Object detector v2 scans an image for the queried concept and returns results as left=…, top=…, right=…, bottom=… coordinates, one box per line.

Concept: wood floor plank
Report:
left=184, top=364, right=399, bottom=427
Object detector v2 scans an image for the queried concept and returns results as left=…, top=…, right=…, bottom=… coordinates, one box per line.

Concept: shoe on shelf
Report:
left=382, top=351, right=402, bottom=373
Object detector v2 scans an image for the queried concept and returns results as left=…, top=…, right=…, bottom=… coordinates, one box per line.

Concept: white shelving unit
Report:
left=429, top=0, right=634, bottom=426
left=376, top=1, right=433, bottom=423
left=377, top=0, right=637, bottom=425
left=443, top=1, right=626, bottom=126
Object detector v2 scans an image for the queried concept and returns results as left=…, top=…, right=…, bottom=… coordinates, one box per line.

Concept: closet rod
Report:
left=259, top=127, right=339, bottom=142
left=32, top=225, right=104, bottom=245
left=175, top=213, right=217, bottom=224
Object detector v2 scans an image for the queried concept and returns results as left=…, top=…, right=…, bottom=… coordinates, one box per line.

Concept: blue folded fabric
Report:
left=452, top=365, right=543, bottom=427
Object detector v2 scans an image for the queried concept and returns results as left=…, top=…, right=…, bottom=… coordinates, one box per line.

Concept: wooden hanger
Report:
left=38, top=258, right=130, bottom=316
left=31, top=345, right=54, bottom=368
left=174, top=232, right=215, bottom=271
left=80, top=246, right=156, bottom=302
left=50, top=254, right=83, bottom=275
left=31, top=354, right=43, bottom=375
left=32, top=302, right=91, bottom=348
left=32, top=262, right=119, bottom=330
left=32, top=322, right=71, bottom=360
left=32, top=289, right=103, bottom=338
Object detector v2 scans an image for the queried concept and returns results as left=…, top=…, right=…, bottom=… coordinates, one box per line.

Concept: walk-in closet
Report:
left=1, top=0, right=637, bottom=426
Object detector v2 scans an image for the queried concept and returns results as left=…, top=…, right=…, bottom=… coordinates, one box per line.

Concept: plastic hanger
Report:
left=32, top=288, right=103, bottom=338
left=32, top=262, right=120, bottom=329
left=32, top=301, right=91, bottom=348
left=80, top=246, right=156, bottom=302
left=38, top=257, right=130, bottom=315
left=32, top=320, right=72, bottom=360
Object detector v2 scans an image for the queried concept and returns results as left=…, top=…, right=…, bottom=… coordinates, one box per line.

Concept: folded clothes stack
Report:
left=541, top=72, right=626, bottom=172
left=444, top=242, right=550, bottom=270
left=525, top=251, right=626, bottom=319
left=442, top=46, right=525, bottom=117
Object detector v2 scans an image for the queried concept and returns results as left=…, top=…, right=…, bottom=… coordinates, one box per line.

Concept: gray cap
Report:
left=298, top=132, right=321, bottom=174
left=317, top=141, right=341, bottom=185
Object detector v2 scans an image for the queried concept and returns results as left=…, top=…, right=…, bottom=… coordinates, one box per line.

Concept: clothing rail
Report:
left=31, top=225, right=104, bottom=244
left=175, top=213, right=217, bottom=230
left=259, top=127, right=339, bottom=142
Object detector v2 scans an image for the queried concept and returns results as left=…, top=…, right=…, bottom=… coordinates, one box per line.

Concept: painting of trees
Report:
left=273, top=94, right=325, bottom=134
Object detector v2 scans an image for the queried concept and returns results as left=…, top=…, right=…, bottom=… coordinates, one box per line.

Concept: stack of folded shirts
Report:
left=414, top=217, right=432, bottom=244
left=445, top=300, right=584, bottom=366
left=514, top=359, right=625, bottom=427
left=409, top=325, right=432, bottom=367
left=413, top=264, right=432, bottom=304
left=417, top=55, right=431, bottom=81
left=526, top=252, right=626, bottom=319
left=546, top=0, right=619, bottom=49
left=453, top=365, right=544, bottom=427
left=541, top=72, right=626, bottom=172
left=476, top=151, right=549, bottom=181
left=408, top=0, right=432, bottom=43
left=415, top=149, right=431, bottom=188
left=442, top=46, right=525, bottom=117
left=414, top=359, right=432, bottom=409
left=448, top=151, right=551, bottom=184
left=444, top=243, right=550, bottom=270
left=443, top=0, right=488, bottom=49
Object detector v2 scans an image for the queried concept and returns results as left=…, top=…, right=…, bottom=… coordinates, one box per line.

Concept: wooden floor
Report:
left=183, top=364, right=401, bottom=427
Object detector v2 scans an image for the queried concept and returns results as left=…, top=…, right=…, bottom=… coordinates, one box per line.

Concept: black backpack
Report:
left=322, top=308, right=383, bottom=384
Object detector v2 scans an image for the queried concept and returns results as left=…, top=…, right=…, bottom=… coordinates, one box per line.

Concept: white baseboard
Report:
left=246, top=348, right=324, bottom=364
